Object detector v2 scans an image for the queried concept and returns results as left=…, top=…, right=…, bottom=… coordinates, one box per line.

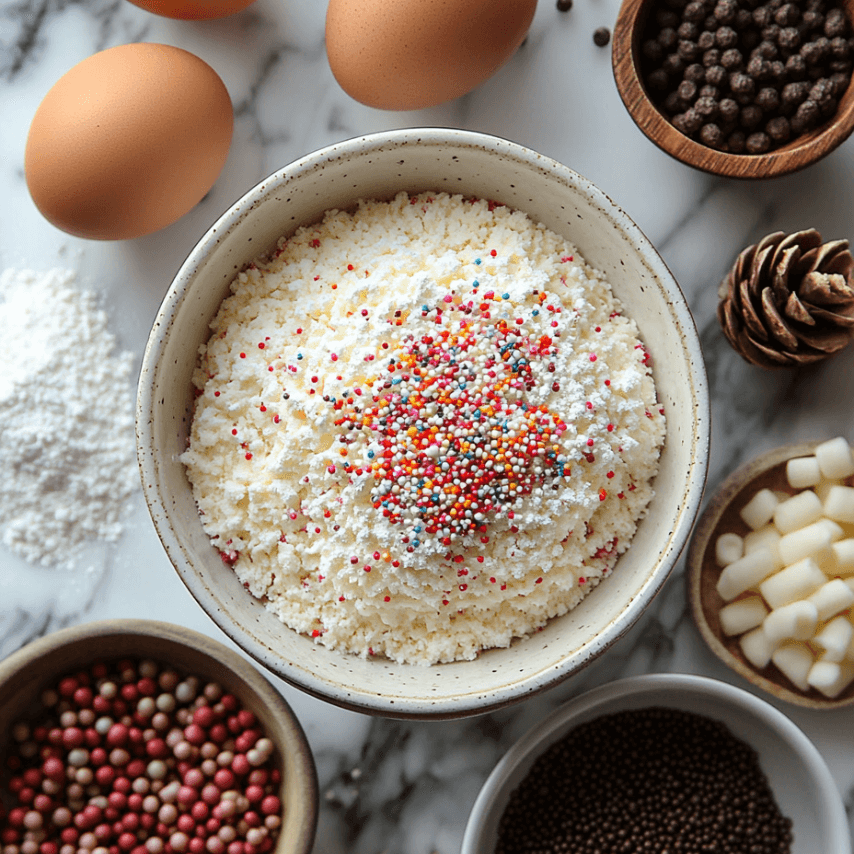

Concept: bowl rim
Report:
left=686, top=440, right=854, bottom=709
left=137, top=127, right=710, bottom=718
left=0, top=619, right=319, bottom=854
left=612, top=0, right=854, bottom=179
left=461, top=672, right=852, bottom=854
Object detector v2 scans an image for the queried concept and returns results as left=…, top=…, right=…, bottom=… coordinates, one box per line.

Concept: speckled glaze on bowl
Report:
left=137, top=128, right=710, bottom=719
left=461, top=674, right=851, bottom=854
left=0, top=620, right=318, bottom=854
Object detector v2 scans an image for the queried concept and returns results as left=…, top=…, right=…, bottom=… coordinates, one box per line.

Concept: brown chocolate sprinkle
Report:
left=594, top=26, right=612, bottom=45
left=496, top=706, right=793, bottom=854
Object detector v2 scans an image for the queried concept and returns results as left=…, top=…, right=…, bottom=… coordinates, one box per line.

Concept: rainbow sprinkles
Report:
left=181, top=192, right=665, bottom=664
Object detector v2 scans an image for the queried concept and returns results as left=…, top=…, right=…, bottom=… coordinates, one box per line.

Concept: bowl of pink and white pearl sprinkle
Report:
left=0, top=620, right=318, bottom=854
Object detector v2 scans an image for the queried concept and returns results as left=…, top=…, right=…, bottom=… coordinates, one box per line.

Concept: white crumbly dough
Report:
left=0, top=268, right=138, bottom=569
left=182, top=193, right=666, bottom=664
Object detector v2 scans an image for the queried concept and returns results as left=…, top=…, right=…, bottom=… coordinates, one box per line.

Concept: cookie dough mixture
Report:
left=182, top=192, right=666, bottom=664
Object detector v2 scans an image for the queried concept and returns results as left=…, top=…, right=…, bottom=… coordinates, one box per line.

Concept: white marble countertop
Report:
left=2, top=1, right=854, bottom=852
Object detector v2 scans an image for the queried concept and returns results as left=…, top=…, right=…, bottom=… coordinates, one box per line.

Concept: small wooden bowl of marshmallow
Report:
left=688, top=437, right=854, bottom=709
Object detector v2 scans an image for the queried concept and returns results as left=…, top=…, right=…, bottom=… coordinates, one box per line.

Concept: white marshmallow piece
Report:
left=773, top=490, right=824, bottom=534
left=763, top=600, right=819, bottom=645
left=716, top=548, right=780, bottom=601
left=815, top=437, right=854, bottom=480
left=740, top=626, right=776, bottom=669
left=813, top=616, right=854, bottom=662
left=740, top=488, right=780, bottom=530
left=807, top=660, right=854, bottom=699
left=806, top=578, right=854, bottom=622
left=715, top=532, right=744, bottom=567
left=823, top=485, right=854, bottom=524
left=759, top=557, right=826, bottom=609
left=772, top=641, right=815, bottom=691
left=786, top=455, right=821, bottom=489
left=777, top=520, right=837, bottom=566
left=743, top=525, right=782, bottom=564
left=718, top=596, right=768, bottom=636
left=816, top=478, right=843, bottom=503
left=832, top=539, right=854, bottom=575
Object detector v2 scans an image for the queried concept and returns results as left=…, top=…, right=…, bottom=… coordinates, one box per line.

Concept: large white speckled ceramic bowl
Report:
left=137, top=128, right=710, bottom=719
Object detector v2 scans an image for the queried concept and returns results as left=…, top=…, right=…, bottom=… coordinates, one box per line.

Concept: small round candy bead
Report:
left=174, top=683, right=196, bottom=704
left=230, top=756, right=250, bottom=777
left=258, top=797, right=279, bottom=817
left=183, top=769, right=204, bottom=790
left=199, top=744, right=218, bottom=762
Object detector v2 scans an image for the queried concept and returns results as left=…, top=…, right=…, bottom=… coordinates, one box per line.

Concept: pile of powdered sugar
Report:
left=0, top=268, right=139, bottom=569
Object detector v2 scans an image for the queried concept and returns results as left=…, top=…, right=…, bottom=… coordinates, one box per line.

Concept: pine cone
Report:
left=718, top=229, right=854, bottom=368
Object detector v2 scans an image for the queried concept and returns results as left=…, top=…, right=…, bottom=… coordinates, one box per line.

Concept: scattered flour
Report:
left=182, top=193, right=666, bottom=664
left=0, top=268, right=139, bottom=569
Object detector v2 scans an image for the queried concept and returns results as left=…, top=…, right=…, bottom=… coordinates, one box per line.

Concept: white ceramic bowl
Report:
left=137, top=128, right=710, bottom=719
left=462, top=673, right=851, bottom=854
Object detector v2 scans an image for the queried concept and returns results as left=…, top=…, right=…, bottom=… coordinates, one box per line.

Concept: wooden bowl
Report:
left=687, top=442, right=854, bottom=709
left=0, top=620, right=319, bottom=854
left=612, top=0, right=854, bottom=179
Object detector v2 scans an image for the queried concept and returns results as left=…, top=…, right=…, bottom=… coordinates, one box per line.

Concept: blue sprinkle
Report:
left=532, top=309, right=539, bottom=316
left=367, top=450, right=375, bottom=458
left=473, top=280, right=479, bottom=287
left=392, top=378, right=402, bottom=385
left=502, top=293, right=510, bottom=300
left=296, top=353, right=303, bottom=360
left=475, top=258, right=482, bottom=265
left=414, top=526, right=422, bottom=533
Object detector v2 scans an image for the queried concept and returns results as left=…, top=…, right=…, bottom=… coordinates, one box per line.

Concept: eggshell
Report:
left=125, top=0, right=256, bottom=19
left=325, top=0, right=538, bottom=111
left=25, top=43, right=233, bottom=241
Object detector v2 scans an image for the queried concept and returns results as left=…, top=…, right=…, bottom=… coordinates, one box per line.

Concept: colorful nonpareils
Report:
left=332, top=291, right=574, bottom=546
left=0, top=659, right=282, bottom=854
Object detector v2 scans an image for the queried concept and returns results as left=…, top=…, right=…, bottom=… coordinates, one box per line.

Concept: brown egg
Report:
left=325, top=0, right=538, bottom=111
left=125, top=0, right=256, bottom=20
left=25, top=43, right=233, bottom=241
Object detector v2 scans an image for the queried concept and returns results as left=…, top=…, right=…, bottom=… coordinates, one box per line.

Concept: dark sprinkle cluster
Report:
left=640, top=0, right=854, bottom=154
left=496, top=707, right=793, bottom=854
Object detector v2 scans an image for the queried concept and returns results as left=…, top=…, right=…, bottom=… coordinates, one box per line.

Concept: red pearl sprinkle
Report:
left=2, top=660, right=283, bottom=854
